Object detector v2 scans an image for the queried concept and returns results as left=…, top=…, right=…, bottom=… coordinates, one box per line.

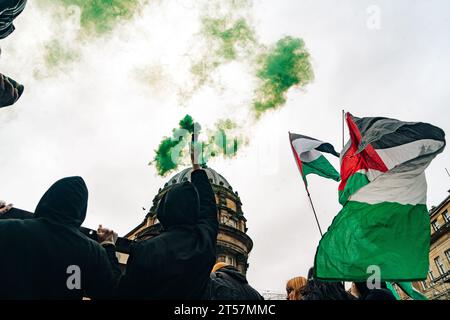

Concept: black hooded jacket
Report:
left=117, top=169, right=218, bottom=299
left=354, top=282, right=396, bottom=300
left=208, top=265, right=264, bottom=300
left=0, top=177, right=119, bottom=299
left=302, top=268, right=355, bottom=300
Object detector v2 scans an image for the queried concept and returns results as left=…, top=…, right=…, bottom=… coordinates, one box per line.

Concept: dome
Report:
left=163, top=166, right=232, bottom=190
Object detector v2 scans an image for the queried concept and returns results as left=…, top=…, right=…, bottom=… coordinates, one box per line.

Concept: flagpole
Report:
left=342, top=109, right=345, bottom=149
left=289, top=132, right=323, bottom=237
left=305, top=187, right=323, bottom=236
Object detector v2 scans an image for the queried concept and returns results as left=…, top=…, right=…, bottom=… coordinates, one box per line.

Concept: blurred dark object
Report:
left=0, top=0, right=28, bottom=39
left=0, top=209, right=131, bottom=253
left=0, top=74, right=24, bottom=108
left=79, top=226, right=99, bottom=242
left=5, top=75, right=24, bottom=96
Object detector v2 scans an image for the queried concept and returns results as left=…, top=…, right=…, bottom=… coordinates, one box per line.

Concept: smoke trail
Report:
left=188, top=16, right=256, bottom=92
left=33, top=39, right=80, bottom=78
left=34, top=0, right=146, bottom=77
left=40, top=0, right=145, bottom=36
left=179, top=0, right=257, bottom=101
left=253, top=36, right=314, bottom=117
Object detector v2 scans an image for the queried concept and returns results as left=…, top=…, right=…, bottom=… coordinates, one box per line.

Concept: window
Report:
left=428, top=269, right=435, bottom=282
left=434, top=256, right=446, bottom=276
left=421, top=281, right=427, bottom=290
left=443, top=210, right=450, bottom=223
left=226, top=219, right=237, bottom=228
left=224, top=256, right=236, bottom=266
left=431, top=220, right=440, bottom=232
left=445, top=250, right=450, bottom=264
left=226, top=198, right=237, bottom=212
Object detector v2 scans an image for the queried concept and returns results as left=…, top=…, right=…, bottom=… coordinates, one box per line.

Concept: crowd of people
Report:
left=285, top=270, right=396, bottom=301
left=0, top=149, right=396, bottom=300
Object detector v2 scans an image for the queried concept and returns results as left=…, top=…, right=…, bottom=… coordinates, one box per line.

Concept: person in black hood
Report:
left=117, top=146, right=219, bottom=299
left=302, top=267, right=355, bottom=300
left=352, top=281, right=396, bottom=300
left=207, top=263, right=264, bottom=300
left=0, top=176, right=120, bottom=299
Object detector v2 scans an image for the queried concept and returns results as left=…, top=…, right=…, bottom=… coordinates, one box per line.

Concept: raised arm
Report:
left=190, top=135, right=218, bottom=224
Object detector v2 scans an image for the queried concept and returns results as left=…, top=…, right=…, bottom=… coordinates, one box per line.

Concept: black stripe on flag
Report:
left=289, top=132, right=340, bottom=157
left=351, top=115, right=446, bottom=150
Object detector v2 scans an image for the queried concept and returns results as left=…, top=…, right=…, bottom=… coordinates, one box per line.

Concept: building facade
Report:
left=122, top=167, right=254, bottom=274
left=412, top=191, right=450, bottom=300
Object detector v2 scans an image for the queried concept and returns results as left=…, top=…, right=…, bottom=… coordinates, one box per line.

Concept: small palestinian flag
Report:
left=289, top=132, right=340, bottom=186
left=390, top=282, right=428, bottom=300
left=314, top=113, right=446, bottom=281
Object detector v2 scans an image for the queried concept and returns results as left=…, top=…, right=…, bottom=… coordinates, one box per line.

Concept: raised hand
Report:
left=97, top=224, right=118, bottom=245
left=0, top=200, right=13, bottom=215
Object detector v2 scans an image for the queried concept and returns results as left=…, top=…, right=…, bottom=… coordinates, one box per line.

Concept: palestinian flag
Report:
left=314, top=113, right=446, bottom=281
left=388, top=282, right=428, bottom=300
left=289, top=132, right=340, bottom=186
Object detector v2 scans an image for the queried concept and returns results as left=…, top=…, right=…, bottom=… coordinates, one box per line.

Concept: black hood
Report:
left=219, top=265, right=248, bottom=284
left=34, top=176, right=88, bottom=227
left=156, top=181, right=200, bottom=228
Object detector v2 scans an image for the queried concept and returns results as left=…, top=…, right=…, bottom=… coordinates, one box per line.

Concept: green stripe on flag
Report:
left=302, top=155, right=340, bottom=183
left=315, top=201, right=430, bottom=281
left=339, top=172, right=369, bottom=205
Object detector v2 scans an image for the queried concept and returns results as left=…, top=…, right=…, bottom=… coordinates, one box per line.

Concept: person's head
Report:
left=286, top=276, right=308, bottom=300
left=353, top=282, right=391, bottom=300
left=34, top=176, right=88, bottom=227
left=156, top=181, right=200, bottom=229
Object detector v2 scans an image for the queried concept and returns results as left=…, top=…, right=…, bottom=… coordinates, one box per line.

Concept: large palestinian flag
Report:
left=314, top=113, right=446, bottom=281
left=289, top=132, right=340, bottom=186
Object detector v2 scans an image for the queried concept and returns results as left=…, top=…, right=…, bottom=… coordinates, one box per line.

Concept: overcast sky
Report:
left=1, top=0, right=449, bottom=294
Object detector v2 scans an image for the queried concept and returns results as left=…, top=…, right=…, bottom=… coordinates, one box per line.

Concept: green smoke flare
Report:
left=152, top=114, right=197, bottom=176
left=152, top=116, right=243, bottom=176
left=253, top=36, right=314, bottom=116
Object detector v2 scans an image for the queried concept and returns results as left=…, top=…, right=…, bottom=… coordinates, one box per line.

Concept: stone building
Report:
left=121, top=167, right=254, bottom=274
left=411, top=191, right=450, bottom=300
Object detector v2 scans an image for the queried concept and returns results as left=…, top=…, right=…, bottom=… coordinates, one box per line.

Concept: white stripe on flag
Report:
left=292, top=138, right=323, bottom=153
left=375, top=139, right=445, bottom=171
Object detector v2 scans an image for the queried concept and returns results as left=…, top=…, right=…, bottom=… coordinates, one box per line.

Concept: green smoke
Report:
left=253, top=36, right=314, bottom=116
left=152, top=116, right=243, bottom=176
left=202, top=17, right=255, bottom=60
left=44, top=40, right=79, bottom=68
left=34, top=39, right=80, bottom=78
left=152, top=114, right=197, bottom=176
left=187, top=15, right=256, bottom=93
left=42, top=0, right=144, bottom=36
left=201, top=119, right=242, bottom=163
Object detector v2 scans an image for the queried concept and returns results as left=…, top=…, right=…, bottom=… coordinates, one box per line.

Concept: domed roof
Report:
left=163, top=166, right=232, bottom=190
